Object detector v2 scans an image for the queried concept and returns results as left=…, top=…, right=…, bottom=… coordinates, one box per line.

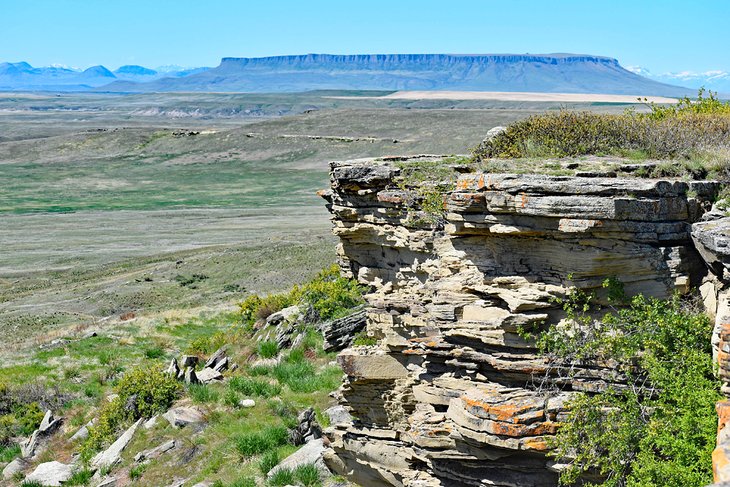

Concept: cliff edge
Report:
left=320, top=155, right=730, bottom=486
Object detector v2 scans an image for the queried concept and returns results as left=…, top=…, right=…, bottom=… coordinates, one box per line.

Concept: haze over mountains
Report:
left=0, top=54, right=698, bottom=96
left=0, top=62, right=208, bottom=91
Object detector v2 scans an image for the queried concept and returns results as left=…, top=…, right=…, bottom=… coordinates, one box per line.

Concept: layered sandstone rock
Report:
left=321, top=156, right=722, bottom=486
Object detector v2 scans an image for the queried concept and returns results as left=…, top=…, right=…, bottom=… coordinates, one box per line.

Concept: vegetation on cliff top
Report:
left=525, top=281, right=721, bottom=487
left=473, top=89, right=730, bottom=180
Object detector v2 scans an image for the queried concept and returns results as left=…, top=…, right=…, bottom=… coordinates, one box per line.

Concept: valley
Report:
left=0, top=91, right=630, bottom=350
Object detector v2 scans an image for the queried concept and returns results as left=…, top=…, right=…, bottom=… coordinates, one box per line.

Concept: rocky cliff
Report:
left=320, top=155, right=730, bottom=486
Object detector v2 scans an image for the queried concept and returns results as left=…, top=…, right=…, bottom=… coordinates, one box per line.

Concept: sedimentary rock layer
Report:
left=322, top=156, right=721, bottom=486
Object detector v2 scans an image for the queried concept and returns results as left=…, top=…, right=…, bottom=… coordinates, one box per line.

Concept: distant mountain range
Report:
left=0, top=62, right=208, bottom=91
left=627, top=66, right=730, bottom=95
left=0, top=54, right=700, bottom=96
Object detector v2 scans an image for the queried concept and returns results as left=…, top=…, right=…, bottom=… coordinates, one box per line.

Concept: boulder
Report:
left=24, top=461, right=74, bottom=486
left=92, top=418, right=142, bottom=469
left=95, top=477, right=117, bottom=487
left=2, top=457, right=27, bottom=480
left=318, top=309, right=367, bottom=352
left=134, top=439, right=176, bottom=463
left=163, top=407, right=206, bottom=428
left=266, top=305, right=301, bottom=327
left=20, top=410, right=63, bottom=458
left=143, top=415, right=159, bottom=430
left=239, top=399, right=256, bottom=408
left=165, top=358, right=180, bottom=377
left=324, top=405, right=352, bottom=426
left=290, top=407, right=322, bottom=446
left=212, top=356, right=229, bottom=373
left=38, top=410, right=62, bottom=434
left=483, top=125, right=506, bottom=142
left=196, top=367, right=223, bottom=384
left=184, top=367, right=199, bottom=385
left=267, top=438, right=329, bottom=478
left=204, top=348, right=227, bottom=369
left=693, top=216, right=730, bottom=278
left=181, top=355, right=198, bottom=368
left=70, top=419, right=96, bottom=442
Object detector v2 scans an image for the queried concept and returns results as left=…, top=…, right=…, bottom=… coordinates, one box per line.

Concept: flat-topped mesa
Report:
left=321, top=155, right=723, bottom=487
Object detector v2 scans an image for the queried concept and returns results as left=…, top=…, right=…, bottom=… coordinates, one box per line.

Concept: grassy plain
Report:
left=0, top=91, right=632, bottom=350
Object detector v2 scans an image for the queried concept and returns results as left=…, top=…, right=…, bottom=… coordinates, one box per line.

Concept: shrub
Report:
left=234, top=425, right=289, bottom=457
left=257, top=340, right=279, bottom=359
left=472, top=90, right=730, bottom=172
left=144, top=346, right=164, bottom=359
left=186, top=331, right=228, bottom=355
left=531, top=284, right=720, bottom=487
left=300, top=265, right=366, bottom=321
left=239, top=265, right=365, bottom=326
left=229, top=377, right=281, bottom=398
left=82, top=366, right=181, bottom=458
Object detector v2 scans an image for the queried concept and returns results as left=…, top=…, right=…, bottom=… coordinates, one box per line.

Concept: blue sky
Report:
left=1, top=0, right=727, bottom=74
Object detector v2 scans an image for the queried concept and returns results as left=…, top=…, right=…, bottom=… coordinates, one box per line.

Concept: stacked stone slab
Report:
left=322, top=156, right=721, bottom=487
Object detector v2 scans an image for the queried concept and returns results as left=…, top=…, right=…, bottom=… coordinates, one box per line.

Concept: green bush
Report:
left=234, top=425, right=289, bottom=457
left=144, top=346, right=164, bottom=359
left=223, top=389, right=240, bottom=408
left=532, top=286, right=720, bottom=487
left=472, top=90, right=730, bottom=171
left=257, top=340, right=279, bottom=359
left=300, top=265, right=366, bottom=321
left=239, top=265, right=365, bottom=326
left=82, top=366, right=181, bottom=459
left=186, top=331, right=228, bottom=355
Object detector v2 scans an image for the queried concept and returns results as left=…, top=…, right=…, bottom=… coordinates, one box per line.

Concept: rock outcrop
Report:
left=321, top=156, right=722, bottom=486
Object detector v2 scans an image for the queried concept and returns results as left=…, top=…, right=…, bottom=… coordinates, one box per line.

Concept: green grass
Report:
left=259, top=449, right=281, bottom=474
left=229, top=377, right=282, bottom=398
left=234, top=425, right=290, bottom=458
left=189, top=383, right=220, bottom=404
left=268, top=468, right=296, bottom=486
left=294, top=464, right=322, bottom=487
left=257, top=340, right=279, bottom=359
left=65, top=468, right=95, bottom=486
left=0, top=443, right=20, bottom=463
left=269, top=350, right=342, bottom=393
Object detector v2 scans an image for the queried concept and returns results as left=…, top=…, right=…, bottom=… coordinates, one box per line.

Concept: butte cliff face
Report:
left=319, top=155, right=728, bottom=486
